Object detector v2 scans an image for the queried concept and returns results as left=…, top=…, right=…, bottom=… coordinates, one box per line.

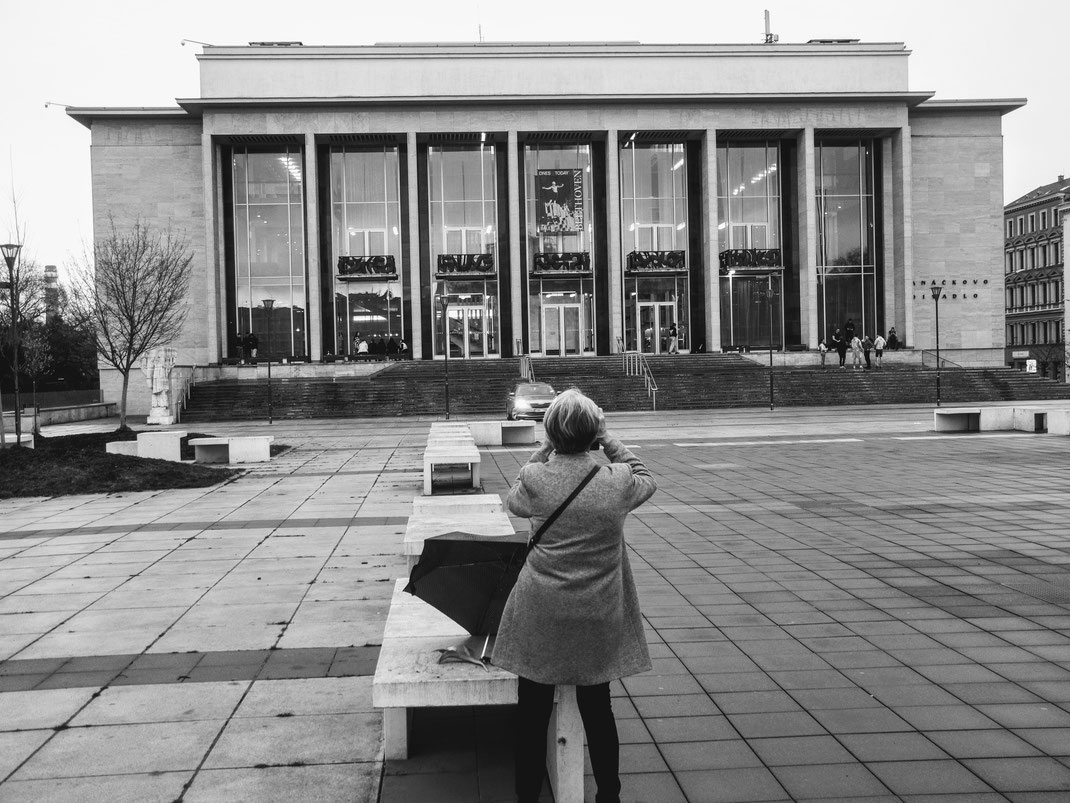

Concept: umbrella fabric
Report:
left=404, top=531, right=529, bottom=635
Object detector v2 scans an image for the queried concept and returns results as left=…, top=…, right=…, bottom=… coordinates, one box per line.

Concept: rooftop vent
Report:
left=808, top=38, right=860, bottom=44
left=249, top=41, right=303, bottom=47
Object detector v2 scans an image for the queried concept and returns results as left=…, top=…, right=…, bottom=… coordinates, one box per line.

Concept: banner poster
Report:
left=536, top=169, right=583, bottom=233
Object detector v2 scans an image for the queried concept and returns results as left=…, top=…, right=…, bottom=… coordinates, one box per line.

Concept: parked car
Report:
left=506, top=382, right=557, bottom=420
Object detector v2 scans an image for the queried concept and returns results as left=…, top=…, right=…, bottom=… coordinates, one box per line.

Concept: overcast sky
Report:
left=2, top=0, right=1066, bottom=271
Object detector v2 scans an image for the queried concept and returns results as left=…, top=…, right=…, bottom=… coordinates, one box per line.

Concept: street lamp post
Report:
left=767, top=275, right=776, bottom=410
left=1, top=243, right=24, bottom=446
left=930, top=285, right=943, bottom=407
left=263, top=299, right=275, bottom=424
left=440, top=295, right=451, bottom=420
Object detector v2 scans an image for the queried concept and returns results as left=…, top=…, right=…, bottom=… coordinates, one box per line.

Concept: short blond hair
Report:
left=544, top=388, right=599, bottom=453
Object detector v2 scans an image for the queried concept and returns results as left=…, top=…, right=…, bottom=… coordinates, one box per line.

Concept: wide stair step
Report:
left=181, top=356, right=1070, bottom=422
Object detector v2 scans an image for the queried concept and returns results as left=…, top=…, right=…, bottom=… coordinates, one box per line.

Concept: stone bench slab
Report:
left=933, top=408, right=980, bottom=432
left=189, top=436, right=274, bottom=464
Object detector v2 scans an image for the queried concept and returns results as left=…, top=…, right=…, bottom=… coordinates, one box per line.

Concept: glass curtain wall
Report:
left=620, top=142, right=690, bottom=353
left=816, top=140, right=876, bottom=341
left=429, top=144, right=500, bottom=358
left=524, top=143, right=595, bottom=356
left=329, top=146, right=404, bottom=356
left=716, top=141, right=783, bottom=349
left=232, top=147, right=307, bottom=358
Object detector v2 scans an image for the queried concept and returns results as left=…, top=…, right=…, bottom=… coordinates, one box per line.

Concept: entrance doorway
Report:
left=447, top=303, right=485, bottom=359
left=638, top=301, right=676, bottom=354
left=543, top=304, right=581, bottom=356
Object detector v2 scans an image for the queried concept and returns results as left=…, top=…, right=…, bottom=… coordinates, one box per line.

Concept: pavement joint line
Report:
left=0, top=516, right=409, bottom=541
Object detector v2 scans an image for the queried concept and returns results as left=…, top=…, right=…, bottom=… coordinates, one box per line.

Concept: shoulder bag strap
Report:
left=527, top=464, right=601, bottom=554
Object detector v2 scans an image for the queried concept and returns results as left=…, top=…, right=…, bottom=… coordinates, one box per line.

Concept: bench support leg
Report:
left=383, top=707, right=412, bottom=760
left=547, top=685, right=584, bottom=803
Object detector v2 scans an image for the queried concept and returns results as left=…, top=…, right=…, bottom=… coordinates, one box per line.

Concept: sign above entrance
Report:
left=436, top=253, right=495, bottom=276
left=536, top=169, right=583, bottom=233
left=533, top=252, right=591, bottom=274
left=337, top=255, right=398, bottom=281
left=625, top=250, right=686, bottom=274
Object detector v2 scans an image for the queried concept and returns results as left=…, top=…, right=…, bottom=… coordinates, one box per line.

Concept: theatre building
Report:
left=69, top=40, right=1021, bottom=406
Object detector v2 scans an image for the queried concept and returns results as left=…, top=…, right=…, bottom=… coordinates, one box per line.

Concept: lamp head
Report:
left=929, top=286, right=943, bottom=301
left=262, top=298, right=275, bottom=310
left=0, top=243, right=22, bottom=269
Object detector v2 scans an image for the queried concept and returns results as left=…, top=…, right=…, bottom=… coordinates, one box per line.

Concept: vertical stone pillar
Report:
left=881, top=138, right=896, bottom=338
left=799, top=127, right=819, bottom=347
left=508, top=131, right=523, bottom=355
left=202, top=131, right=223, bottom=362
left=892, top=126, right=915, bottom=347
left=1062, top=200, right=1070, bottom=382
left=304, top=132, right=322, bottom=362
left=606, top=130, right=623, bottom=351
left=702, top=129, right=721, bottom=352
left=406, top=131, right=423, bottom=358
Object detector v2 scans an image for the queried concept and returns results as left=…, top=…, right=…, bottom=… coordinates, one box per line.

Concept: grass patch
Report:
left=0, top=430, right=244, bottom=499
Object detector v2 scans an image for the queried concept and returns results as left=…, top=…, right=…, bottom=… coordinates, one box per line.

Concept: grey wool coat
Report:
left=492, top=435, right=656, bottom=686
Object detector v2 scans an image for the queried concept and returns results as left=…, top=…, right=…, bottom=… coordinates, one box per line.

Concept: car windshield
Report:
left=516, top=383, right=554, bottom=396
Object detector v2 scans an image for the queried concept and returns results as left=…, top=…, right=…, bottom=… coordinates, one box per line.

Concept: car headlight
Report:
left=514, top=399, right=531, bottom=410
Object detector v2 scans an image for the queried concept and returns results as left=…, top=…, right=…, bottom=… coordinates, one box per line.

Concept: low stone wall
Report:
left=3, top=403, right=118, bottom=429
left=739, top=347, right=1005, bottom=369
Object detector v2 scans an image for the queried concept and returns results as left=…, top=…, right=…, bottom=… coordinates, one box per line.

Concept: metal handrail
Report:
left=519, top=354, right=535, bottom=382
left=621, top=350, right=658, bottom=410
left=920, top=350, right=963, bottom=370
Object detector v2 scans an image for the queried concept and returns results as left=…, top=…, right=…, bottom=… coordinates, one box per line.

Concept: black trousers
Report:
left=515, top=677, right=620, bottom=803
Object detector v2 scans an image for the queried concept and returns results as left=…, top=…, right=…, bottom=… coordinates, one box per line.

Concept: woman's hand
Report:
left=595, top=407, right=609, bottom=444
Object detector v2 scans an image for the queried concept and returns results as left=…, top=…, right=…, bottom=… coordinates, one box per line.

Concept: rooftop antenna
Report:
left=180, top=39, right=214, bottom=47
left=44, top=101, right=73, bottom=109
left=764, top=10, right=779, bottom=44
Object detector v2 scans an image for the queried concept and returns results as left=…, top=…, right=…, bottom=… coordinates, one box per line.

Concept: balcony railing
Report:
left=625, top=250, right=686, bottom=274
left=337, top=255, right=398, bottom=281
left=436, top=253, right=495, bottom=276
left=532, top=252, right=591, bottom=274
left=719, top=248, right=782, bottom=272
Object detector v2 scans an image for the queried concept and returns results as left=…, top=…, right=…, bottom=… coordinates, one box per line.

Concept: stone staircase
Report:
left=180, top=354, right=1070, bottom=422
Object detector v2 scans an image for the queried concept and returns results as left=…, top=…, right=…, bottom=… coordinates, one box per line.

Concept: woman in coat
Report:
left=494, top=389, right=657, bottom=803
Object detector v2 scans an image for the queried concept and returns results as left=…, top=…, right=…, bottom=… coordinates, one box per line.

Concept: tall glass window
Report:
left=232, top=147, right=307, bottom=358
left=330, top=146, right=404, bottom=356
left=816, top=140, right=877, bottom=341
left=429, top=144, right=499, bottom=358
left=525, top=143, right=595, bottom=356
left=620, top=142, right=690, bottom=353
left=717, top=141, right=783, bottom=349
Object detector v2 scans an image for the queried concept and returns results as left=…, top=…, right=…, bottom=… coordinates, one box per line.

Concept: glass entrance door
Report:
left=543, top=304, right=581, bottom=356
left=638, top=301, right=676, bottom=354
left=447, top=304, right=485, bottom=359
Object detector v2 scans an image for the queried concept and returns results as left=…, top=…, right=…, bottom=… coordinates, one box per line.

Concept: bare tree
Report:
left=20, top=323, right=52, bottom=434
left=1, top=203, right=47, bottom=447
left=71, top=218, right=193, bottom=430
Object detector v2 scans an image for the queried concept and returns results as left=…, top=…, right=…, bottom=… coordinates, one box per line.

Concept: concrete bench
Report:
left=372, top=579, right=583, bottom=803
left=189, top=436, right=273, bottom=464
left=469, top=420, right=537, bottom=447
left=1013, top=406, right=1049, bottom=433
left=1047, top=410, right=1070, bottom=436
left=933, top=408, right=980, bottom=432
left=405, top=495, right=515, bottom=569
left=137, top=430, right=188, bottom=461
left=423, top=443, right=481, bottom=495
left=105, top=441, right=139, bottom=456
left=978, top=407, right=1015, bottom=432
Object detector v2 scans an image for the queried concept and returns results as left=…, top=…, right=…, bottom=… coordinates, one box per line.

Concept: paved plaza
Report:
left=2, top=403, right=1070, bottom=802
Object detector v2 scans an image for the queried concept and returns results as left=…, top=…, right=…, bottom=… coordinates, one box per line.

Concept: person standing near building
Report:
left=861, top=334, right=873, bottom=370
left=873, top=333, right=886, bottom=369
left=844, top=318, right=856, bottom=343
left=818, top=339, right=828, bottom=368
left=850, top=335, right=864, bottom=371
left=245, top=332, right=259, bottom=360
left=831, top=329, right=847, bottom=369
left=495, top=389, right=656, bottom=803
left=887, top=327, right=900, bottom=350
left=667, top=322, right=679, bottom=354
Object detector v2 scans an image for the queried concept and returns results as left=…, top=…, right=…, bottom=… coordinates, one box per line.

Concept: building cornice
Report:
left=66, top=106, right=191, bottom=129
left=174, top=90, right=935, bottom=115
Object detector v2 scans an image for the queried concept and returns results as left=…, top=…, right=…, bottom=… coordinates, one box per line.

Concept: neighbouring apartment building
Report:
left=1004, top=176, right=1068, bottom=380
left=68, top=40, right=1023, bottom=410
